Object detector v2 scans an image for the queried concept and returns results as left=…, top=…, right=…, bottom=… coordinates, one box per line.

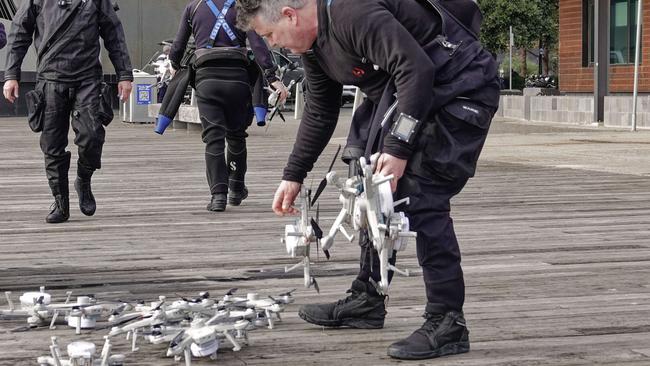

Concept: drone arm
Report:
left=303, top=257, right=311, bottom=289
left=184, top=348, right=192, bottom=366
left=131, top=329, right=139, bottom=352
left=322, top=208, right=349, bottom=251
left=265, top=309, right=274, bottom=329
left=339, top=226, right=354, bottom=242
left=100, top=337, right=111, bottom=366
left=4, top=292, right=14, bottom=311
left=49, top=337, right=63, bottom=366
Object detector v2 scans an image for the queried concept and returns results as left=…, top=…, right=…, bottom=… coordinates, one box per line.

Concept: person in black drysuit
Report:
left=169, top=0, right=288, bottom=212
left=237, top=0, right=500, bottom=360
left=3, top=0, right=133, bottom=224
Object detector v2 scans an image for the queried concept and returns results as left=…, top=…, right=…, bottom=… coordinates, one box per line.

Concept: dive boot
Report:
left=46, top=195, right=70, bottom=224
left=207, top=193, right=227, bottom=212
left=387, top=303, right=470, bottom=360
left=75, top=177, right=96, bottom=216
left=228, top=186, right=248, bottom=206
left=298, top=279, right=386, bottom=329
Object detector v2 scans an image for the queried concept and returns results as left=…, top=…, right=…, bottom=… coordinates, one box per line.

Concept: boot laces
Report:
left=419, top=312, right=444, bottom=333
left=335, top=289, right=359, bottom=306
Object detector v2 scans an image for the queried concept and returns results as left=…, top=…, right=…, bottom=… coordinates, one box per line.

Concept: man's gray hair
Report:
left=236, top=0, right=307, bottom=31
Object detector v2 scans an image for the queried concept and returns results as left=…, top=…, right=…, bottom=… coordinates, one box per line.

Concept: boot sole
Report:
left=45, top=217, right=69, bottom=224
left=387, top=340, right=469, bottom=360
left=299, top=309, right=384, bottom=329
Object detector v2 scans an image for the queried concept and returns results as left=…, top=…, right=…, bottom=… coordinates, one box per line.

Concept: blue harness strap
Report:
left=205, top=0, right=239, bottom=48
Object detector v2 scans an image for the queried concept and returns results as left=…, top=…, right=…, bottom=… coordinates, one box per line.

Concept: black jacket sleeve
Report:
left=0, top=23, right=6, bottom=50
left=282, top=52, right=342, bottom=183
left=3, top=0, right=37, bottom=81
left=333, top=0, right=439, bottom=159
left=169, top=4, right=192, bottom=70
left=98, top=0, right=133, bottom=81
left=247, top=31, right=278, bottom=84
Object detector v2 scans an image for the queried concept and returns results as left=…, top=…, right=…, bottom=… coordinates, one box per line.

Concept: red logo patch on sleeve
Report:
left=352, top=67, right=365, bottom=77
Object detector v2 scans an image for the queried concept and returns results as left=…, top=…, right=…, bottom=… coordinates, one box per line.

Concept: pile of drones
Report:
left=283, top=150, right=417, bottom=295
left=0, top=286, right=294, bottom=365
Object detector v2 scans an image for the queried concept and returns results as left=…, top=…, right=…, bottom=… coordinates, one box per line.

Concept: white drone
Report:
left=166, top=318, right=250, bottom=366
left=1, top=287, right=57, bottom=327
left=282, top=185, right=323, bottom=292
left=282, top=146, right=342, bottom=292
left=320, top=153, right=417, bottom=294
left=37, top=336, right=125, bottom=366
left=219, top=290, right=293, bottom=330
left=1, top=288, right=131, bottom=334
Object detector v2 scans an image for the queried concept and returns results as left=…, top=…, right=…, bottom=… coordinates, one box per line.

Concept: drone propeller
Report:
left=226, top=288, right=238, bottom=296
left=278, top=289, right=297, bottom=297
left=152, top=300, right=165, bottom=311
left=311, top=277, right=320, bottom=293
left=170, top=330, right=186, bottom=348
left=311, top=145, right=342, bottom=207
left=313, top=202, right=331, bottom=260
left=10, top=324, right=39, bottom=333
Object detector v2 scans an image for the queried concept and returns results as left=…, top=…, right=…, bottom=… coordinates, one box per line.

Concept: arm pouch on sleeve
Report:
left=98, top=83, right=114, bottom=126
left=25, top=89, right=45, bottom=133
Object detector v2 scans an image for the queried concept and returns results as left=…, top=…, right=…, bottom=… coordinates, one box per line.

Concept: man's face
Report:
left=251, top=7, right=316, bottom=54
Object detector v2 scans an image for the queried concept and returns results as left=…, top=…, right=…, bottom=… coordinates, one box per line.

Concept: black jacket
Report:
left=283, top=0, right=500, bottom=183
left=0, top=23, right=6, bottom=50
left=4, top=0, right=133, bottom=82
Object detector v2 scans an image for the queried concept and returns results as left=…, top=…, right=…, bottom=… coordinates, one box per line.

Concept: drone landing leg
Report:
left=225, top=331, right=242, bottom=351
left=184, top=348, right=192, bottom=366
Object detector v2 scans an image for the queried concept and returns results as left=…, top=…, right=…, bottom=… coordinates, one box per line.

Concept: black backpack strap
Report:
left=417, top=0, right=481, bottom=40
left=188, top=0, right=203, bottom=29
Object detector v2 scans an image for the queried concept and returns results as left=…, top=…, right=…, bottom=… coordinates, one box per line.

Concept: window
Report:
left=582, top=0, right=641, bottom=66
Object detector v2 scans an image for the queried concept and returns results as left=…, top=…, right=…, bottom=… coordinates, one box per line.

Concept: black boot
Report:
left=387, top=303, right=469, bottom=360
left=206, top=193, right=227, bottom=212
left=228, top=186, right=248, bottom=206
left=75, top=177, right=96, bottom=216
left=298, top=279, right=386, bottom=329
left=46, top=195, right=70, bottom=224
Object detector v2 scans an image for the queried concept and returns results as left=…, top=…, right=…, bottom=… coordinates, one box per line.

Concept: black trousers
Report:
left=38, top=79, right=105, bottom=196
left=194, top=63, right=252, bottom=195
left=355, top=98, right=493, bottom=312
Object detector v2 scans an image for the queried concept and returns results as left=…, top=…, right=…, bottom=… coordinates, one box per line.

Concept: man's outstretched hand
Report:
left=272, top=180, right=301, bottom=216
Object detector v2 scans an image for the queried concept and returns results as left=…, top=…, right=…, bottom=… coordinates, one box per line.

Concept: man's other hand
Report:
left=272, top=180, right=301, bottom=216
left=117, top=81, right=133, bottom=102
left=3, top=80, right=19, bottom=103
left=271, top=80, right=289, bottom=105
left=375, top=153, right=407, bottom=192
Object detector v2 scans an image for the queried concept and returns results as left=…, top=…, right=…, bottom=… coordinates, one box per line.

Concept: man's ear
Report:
left=281, top=6, right=298, bottom=24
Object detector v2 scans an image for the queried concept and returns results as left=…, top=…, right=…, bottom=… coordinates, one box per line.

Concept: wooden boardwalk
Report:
left=1, top=112, right=650, bottom=365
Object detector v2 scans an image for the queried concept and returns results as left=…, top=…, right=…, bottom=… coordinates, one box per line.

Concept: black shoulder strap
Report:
left=188, top=0, right=203, bottom=28
left=417, top=0, right=481, bottom=40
